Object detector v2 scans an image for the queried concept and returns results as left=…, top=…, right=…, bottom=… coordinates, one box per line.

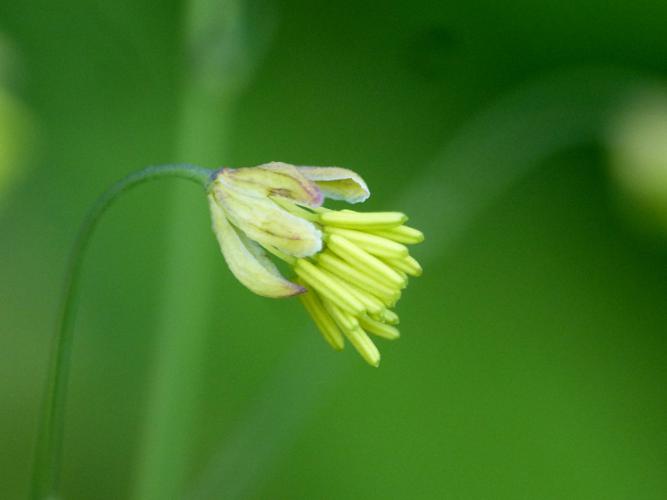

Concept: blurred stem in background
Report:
left=0, top=36, right=35, bottom=209
left=132, top=1, right=273, bottom=499
left=30, top=164, right=211, bottom=500
left=608, top=87, right=667, bottom=237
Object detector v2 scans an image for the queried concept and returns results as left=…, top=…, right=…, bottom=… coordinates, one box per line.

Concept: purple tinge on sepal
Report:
left=257, top=162, right=324, bottom=207
left=216, top=162, right=324, bottom=208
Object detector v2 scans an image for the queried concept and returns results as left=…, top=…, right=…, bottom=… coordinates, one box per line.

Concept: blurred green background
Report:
left=2, top=0, right=667, bottom=498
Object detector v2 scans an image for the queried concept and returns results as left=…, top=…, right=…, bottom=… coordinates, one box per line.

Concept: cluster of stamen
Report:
left=272, top=201, right=423, bottom=366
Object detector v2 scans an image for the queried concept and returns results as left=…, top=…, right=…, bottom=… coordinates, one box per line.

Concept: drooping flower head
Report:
left=208, top=162, right=423, bottom=366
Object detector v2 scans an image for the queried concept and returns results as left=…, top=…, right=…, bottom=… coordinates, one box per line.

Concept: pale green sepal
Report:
left=296, top=166, right=370, bottom=203
left=208, top=195, right=305, bottom=298
left=216, top=162, right=323, bottom=207
left=213, top=183, right=323, bottom=258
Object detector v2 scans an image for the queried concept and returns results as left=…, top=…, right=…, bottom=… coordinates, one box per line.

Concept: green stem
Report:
left=31, top=164, right=213, bottom=500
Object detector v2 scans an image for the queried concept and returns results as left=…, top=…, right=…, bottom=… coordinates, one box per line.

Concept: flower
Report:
left=208, top=162, right=423, bottom=366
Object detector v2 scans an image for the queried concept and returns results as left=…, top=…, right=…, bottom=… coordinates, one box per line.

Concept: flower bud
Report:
left=207, top=161, right=423, bottom=366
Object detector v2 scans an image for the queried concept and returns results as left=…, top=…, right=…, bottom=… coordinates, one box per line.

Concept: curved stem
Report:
left=31, top=164, right=213, bottom=500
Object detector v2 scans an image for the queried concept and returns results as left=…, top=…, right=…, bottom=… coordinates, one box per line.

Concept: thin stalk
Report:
left=132, top=0, right=270, bottom=498
left=31, top=164, right=213, bottom=500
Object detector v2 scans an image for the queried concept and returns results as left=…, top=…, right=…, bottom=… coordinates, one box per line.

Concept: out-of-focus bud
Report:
left=608, top=88, right=667, bottom=236
left=0, top=37, right=34, bottom=203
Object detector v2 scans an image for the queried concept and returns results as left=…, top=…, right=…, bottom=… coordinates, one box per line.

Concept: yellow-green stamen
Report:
left=384, top=255, right=423, bottom=277
left=312, top=264, right=384, bottom=315
left=372, top=308, right=400, bottom=325
left=319, top=210, right=407, bottom=229
left=315, top=252, right=399, bottom=305
left=298, top=284, right=345, bottom=350
left=324, top=226, right=409, bottom=259
left=271, top=196, right=320, bottom=222
left=359, top=315, right=400, bottom=340
left=343, top=282, right=387, bottom=315
left=323, top=301, right=380, bottom=367
left=294, top=258, right=365, bottom=315
left=326, top=234, right=406, bottom=287
left=369, top=225, right=424, bottom=244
